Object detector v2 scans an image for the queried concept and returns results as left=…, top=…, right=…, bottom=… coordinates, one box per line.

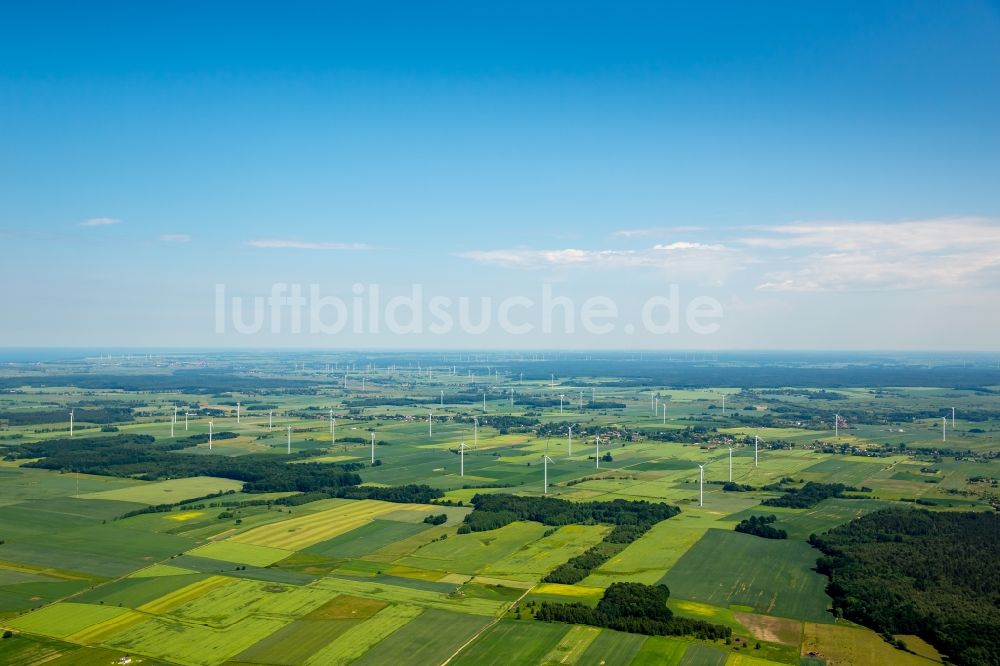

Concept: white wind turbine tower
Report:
left=286, top=425, right=291, bottom=454
left=721, top=393, right=726, bottom=416
left=370, top=431, right=376, bottom=463
left=69, top=409, right=74, bottom=437
left=755, top=435, right=759, bottom=467
left=459, top=442, right=468, bottom=477
left=942, top=417, right=947, bottom=442
left=329, top=409, right=335, bottom=445
left=728, top=447, right=733, bottom=482
left=662, top=403, right=667, bottom=425
left=834, top=413, right=839, bottom=438
left=170, top=408, right=175, bottom=438
left=208, top=420, right=213, bottom=450
left=473, top=417, right=478, bottom=450
left=482, top=392, right=487, bottom=413
left=698, top=464, right=705, bottom=506
left=185, top=411, right=190, bottom=431
left=654, top=396, right=659, bottom=416
left=543, top=455, right=554, bottom=494
left=428, top=412, right=433, bottom=438
left=440, top=390, right=444, bottom=407
left=236, top=401, right=240, bottom=425
left=567, top=426, right=573, bottom=457
left=951, top=407, right=955, bottom=428
left=268, top=411, right=273, bottom=431
left=559, top=394, right=565, bottom=414
left=550, top=373, right=555, bottom=388
left=595, top=435, right=601, bottom=469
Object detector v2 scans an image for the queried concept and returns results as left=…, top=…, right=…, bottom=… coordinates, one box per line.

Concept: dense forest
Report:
left=5, top=434, right=363, bottom=494
left=0, top=407, right=134, bottom=426
left=462, top=494, right=679, bottom=583
left=534, top=582, right=730, bottom=640
left=809, top=508, right=1000, bottom=665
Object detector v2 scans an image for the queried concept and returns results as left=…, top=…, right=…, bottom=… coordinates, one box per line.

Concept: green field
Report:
left=79, top=476, right=244, bottom=504
left=662, top=529, right=833, bottom=623
left=1, top=354, right=996, bottom=665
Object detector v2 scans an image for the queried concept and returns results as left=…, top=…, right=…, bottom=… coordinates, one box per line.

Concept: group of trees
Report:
left=810, top=508, right=1000, bottom=666
left=734, top=515, right=787, bottom=539
left=8, top=433, right=364, bottom=494
left=461, top=494, right=679, bottom=584
left=534, top=582, right=730, bottom=640
left=762, top=482, right=849, bottom=509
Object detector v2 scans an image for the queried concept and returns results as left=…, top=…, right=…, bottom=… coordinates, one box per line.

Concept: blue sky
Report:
left=2, top=1, right=999, bottom=349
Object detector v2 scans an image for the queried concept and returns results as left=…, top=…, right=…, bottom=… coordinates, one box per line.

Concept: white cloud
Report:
left=159, top=234, right=191, bottom=242
left=80, top=217, right=121, bottom=227
left=613, top=225, right=706, bottom=238
left=247, top=239, right=373, bottom=251
left=745, top=218, right=1000, bottom=292
left=653, top=242, right=726, bottom=252
left=456, top=243, right=741, bottom=286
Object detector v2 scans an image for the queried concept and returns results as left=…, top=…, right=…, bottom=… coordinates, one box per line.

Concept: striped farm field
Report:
left=230, top=499, right=435, bottom=550
left=303, top=604, right=423, bottom=665
left=136, top=575, right=232, bottom=614
left=65, top=609, right=147, bottom=644
left=105, top=615, right=288, bottom=666
left=7, top=603, right=133, bottom=639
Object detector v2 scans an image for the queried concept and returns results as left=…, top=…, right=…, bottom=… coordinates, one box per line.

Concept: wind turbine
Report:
left=286, top=425, right=291, bottom=454
left=170, top=409, right=175, bottom=438
left=482, top=391, right=487, bottom=413
left=698, top=464, right=705, bottom=507
left=834, top=414, right=839, bottom=438
left=329, top=409, right=335, bottom=444
left=428, top=412, right=433, bottom=438
left=208, top=420, right=213, bottom=450
left=595, top=435, right=601, bottom=469
left=942, top=417, right=947, bottom=442
left=951, top=407, right=956, bottom=428
left=473, top=417, right=478, bottom=450
left=662, top=403, right=667, bottom=425
left=370, top=431, right=376, bottom=463
left=567, top=426, right=573, bottom=457
left=721, top=393, right=726, bottom=416
left=236, top=401, right=240, bottom=425
left=69, top=409, right=74, bottom=438
left=728, top=447, right=733, bottom=482
left=185, top=411, right=190, bottom=431
left=550, top=373, right=555, bottom=388
left=440, top=390, right=444, bottom=407
left=459, top=442, right=468, bottom=477
left=559, top=394, right=565, bottom=414
left=754, top=435, right=759, bottom=467
left=268, top=411, right=273, bottom=431
left=543, top=455, right=554, bottom=494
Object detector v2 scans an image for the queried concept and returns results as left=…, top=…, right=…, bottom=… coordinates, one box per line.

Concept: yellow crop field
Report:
left=66, top=609, right=147, bottom=644
left=137, top=575, right=232, bottom=614
left=187, top=540, right=294, bottom=566
left=229, top=499, right=433, bottom=550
